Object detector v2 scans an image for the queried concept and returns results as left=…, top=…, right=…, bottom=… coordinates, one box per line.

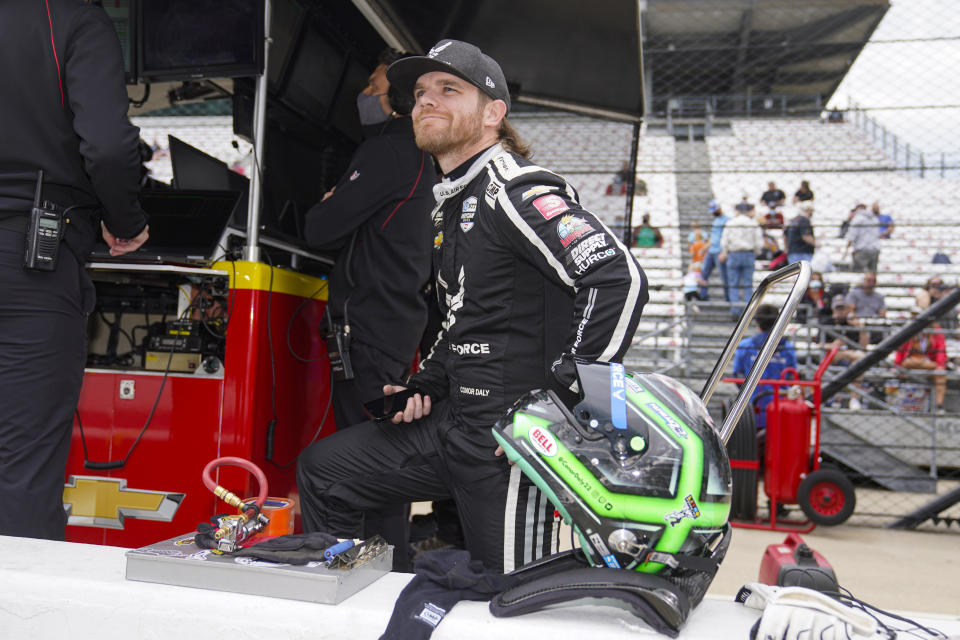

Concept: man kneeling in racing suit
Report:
left=297, top=40, right=648, bottom=572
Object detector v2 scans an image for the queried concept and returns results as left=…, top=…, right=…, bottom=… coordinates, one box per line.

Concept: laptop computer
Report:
left=89, top=189, right=244, bottom=265
left=169, top=135, right=250, bottom=195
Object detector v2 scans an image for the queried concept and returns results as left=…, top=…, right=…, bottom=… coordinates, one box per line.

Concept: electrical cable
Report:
left=267, top=388, right=334, bottom=471
left=75, top=304, right=195, bottom=470
left=129, top=83, right=150, bottom=108
left=767, top=567, right=949, bottom=640
left=825, top=586, right=949, bottom=640
left=259, top=252, right=281, bottom=466
left=286, top=281, right=329, bottom=363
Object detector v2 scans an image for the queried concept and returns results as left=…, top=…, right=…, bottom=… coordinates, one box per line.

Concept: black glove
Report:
left=233, top=531, right=341, bottom=565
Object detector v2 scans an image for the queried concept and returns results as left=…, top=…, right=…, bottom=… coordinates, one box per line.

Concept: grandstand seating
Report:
left=132, top=116, right=252, bottom=186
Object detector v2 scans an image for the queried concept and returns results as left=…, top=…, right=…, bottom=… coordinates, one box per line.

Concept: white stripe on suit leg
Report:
left=502, top=464, right=521, bottom=572
left=524, top=485, right=537, bottom=566
left=533, top=488, right=544, bottom=562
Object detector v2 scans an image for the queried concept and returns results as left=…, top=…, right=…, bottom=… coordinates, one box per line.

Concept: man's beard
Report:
left=414, top=103, right=485, bottom=158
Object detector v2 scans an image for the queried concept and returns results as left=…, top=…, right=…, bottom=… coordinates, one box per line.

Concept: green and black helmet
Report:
left=492, top=360, right=732, bottom=606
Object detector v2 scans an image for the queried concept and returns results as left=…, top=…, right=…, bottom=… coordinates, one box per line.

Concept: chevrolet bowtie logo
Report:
left=63, top=476, right=184, bottom=530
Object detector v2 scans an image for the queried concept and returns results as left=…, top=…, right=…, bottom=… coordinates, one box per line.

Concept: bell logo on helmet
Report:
left=529, top=426, right=558, bottom=457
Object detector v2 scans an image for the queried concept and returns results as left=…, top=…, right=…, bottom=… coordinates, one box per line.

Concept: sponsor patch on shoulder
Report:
left=522, top=185, right=556, bottom=201
left=485, top=178, right=503, bottom=206
left=557, top=215, right=595, bottom=247
left=533, top=194, right=570, bottom=220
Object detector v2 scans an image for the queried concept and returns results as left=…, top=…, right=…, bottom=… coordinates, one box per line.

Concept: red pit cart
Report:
left=722, top=345, right=856, bottom=532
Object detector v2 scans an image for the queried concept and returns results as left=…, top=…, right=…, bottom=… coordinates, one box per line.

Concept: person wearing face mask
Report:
left=796, top=272, right=828, bottom=324
left=304, top=49, right=437, bottom=570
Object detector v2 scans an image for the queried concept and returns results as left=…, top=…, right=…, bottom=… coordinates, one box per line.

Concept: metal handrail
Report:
left=700, top=260, right=812, bottom=445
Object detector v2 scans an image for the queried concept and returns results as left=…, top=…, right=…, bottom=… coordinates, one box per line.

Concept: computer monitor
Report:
left=138, top=0, right=264, bottom=82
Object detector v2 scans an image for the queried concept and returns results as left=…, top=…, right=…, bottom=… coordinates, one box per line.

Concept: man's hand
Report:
left=321, top=187, right=336, bottom=202
left=718, top=251, right=728, bottom=263
left=494, top=445, right=515, bottom=465
left=384, top=384, right=431, bottom=424
left=102, top=222, right=149, bottom=257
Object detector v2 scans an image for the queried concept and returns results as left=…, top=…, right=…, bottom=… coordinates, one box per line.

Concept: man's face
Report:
left=929, top=279, right=946, bottom=299
left=862, top=273, right=876, bottom=292
left=363, top=64, right=389, bottom=97
left=768, top=182, right=776, bottom=190
left=412, top=71, right=486, bottom=157
left=871, top=201, right=880, bottom=214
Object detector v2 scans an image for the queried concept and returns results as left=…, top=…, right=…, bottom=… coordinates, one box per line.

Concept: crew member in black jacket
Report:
left=298, top=40, right=647, bottom=572
left=304, top=50, right=436, bottom=571
left=0, top=0, right=148, bottom=540
left=304, top=50, right=436, bottom=428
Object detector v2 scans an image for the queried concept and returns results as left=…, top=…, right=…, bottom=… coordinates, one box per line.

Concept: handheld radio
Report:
left=24, top=170, right=64, bottom=271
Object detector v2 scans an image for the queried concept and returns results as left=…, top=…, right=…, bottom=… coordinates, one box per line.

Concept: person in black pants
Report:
left=298, top=40, right=647, bottom=572
left=304, top=49, right=436, bottom=570
left=0, top=0, right=149, bottom=541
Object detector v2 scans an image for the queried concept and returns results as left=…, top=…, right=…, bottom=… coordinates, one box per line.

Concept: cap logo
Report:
left=428, top=41, right=453, bottom=58
left=485, top=76, right=496, bottom=89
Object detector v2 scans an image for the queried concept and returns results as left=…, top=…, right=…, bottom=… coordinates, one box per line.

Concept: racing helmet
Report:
left=492, top=360, right=732, bottom=606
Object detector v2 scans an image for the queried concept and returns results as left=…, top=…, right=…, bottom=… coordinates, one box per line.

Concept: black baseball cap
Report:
left=386, top=39, right=511, bottom=114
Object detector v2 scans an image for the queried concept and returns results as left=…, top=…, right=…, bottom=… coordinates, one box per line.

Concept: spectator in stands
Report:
left=932, top=251, right=951, bottom=265
left=636, top=178, right=648, bottom=197
left=761, top=181, right=786, bottom=210
left=682, top=261, right=707, bottom=312
left=758, top=205, right=786, bottom=266
left=821, top=295, right=869, bottom=408
left=844, top=201, right=882, bottom=273
left=846, top=271, right=886, bottom=347
left=606, top=161, right=631, bottom=196
left=689, top=222, right=709, bottom=264
left=796, top=271, right=828, bottom=324
left=634, top=213, right=664, bottom=248
left=894, top=307, right=948, bottom=413
left=720, top=201, right=764, bottom=318
left=733, top=304, right=797, bottom=428
left=758, top=205, right=785, bottom=231
left=793, top=180, right=814, bottom=204
left=916, top=276, right=959, bottom=335
left=827, top=108, right=844, bottom=123
left=700, top=200, right=729, bottom=301
left=873, top=201, right=894, bottom=239
left=839, top=202, right=865, bottom=238
left=785, top=201, right=817, bottom=264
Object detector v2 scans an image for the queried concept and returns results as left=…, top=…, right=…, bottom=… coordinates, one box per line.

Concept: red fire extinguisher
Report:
left=764, top=386, right=811, bottom=505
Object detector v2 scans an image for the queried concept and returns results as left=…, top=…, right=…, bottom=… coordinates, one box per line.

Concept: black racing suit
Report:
left=297, top=143, right=647, bottom=572
left=0, top=0, right=147, bottom=540
left=408, top=144, right=648, bottom=422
